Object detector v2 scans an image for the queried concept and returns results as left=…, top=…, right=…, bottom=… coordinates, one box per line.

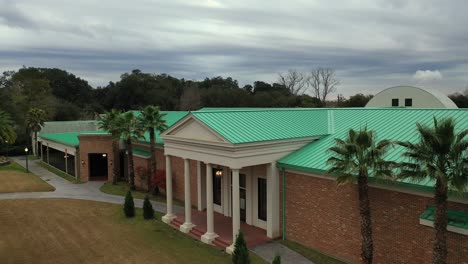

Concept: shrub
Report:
left=143, top=196, right=154, bottom=220
left=272, top=255, right=281, bottom=264
left=232, top=231, right=250, bottom=264
left=123, top=191, right=135, bottom=218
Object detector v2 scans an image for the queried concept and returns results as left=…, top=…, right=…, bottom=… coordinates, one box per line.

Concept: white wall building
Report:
left=365, top=86, right=458, bottom=109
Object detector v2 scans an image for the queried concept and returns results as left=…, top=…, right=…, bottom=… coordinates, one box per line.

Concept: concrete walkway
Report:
left=253, top=241, right=314, bottom=264
left=1, top=157, right=313, bottom=264
left=0, top=157, right=183, bottom=213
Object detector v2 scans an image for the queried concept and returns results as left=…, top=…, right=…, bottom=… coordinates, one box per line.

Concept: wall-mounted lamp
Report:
left=64, top=155, right=69, bottom=159
left=215, top=169, right=223, bottom=177
left=110, top=160, right=113, bottom=166
left=81, top=160, right=85, bottom=165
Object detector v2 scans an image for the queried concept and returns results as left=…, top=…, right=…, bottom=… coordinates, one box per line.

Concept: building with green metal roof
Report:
left=35, top=107, right=467, bottom=262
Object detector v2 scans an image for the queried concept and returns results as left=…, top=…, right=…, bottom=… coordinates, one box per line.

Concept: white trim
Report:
left=38, top=138, right=77, bottom=155
left=161, top=114, right=229, bottom=143
left=253, top=173, right=267, bottom=229
left=419, top=219, right=468, bottom=235
left=164, top=137, right=317, bottom=169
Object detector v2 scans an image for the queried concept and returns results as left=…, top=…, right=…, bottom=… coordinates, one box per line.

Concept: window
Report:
left=213, top=169, right=222, bottom=205
left=392, top=98, right=399, bottom=107
left=405, top=98, right=413, bottom=107
left=258, top=178, right=267, bottom=221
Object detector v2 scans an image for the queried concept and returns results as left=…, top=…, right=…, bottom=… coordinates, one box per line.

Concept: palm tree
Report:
left=0, top=110, right=16, bottom=145
left=118, top=112, right=144, bottom=190
left=327, top=128, right=394, bottom=264
left=138, top=106, right=168, bottom=192
left=398, top=117, right=468, bottom=264
left=26, top=108, right=47, bottom=156
left=99, top=109, right=122, bottom=185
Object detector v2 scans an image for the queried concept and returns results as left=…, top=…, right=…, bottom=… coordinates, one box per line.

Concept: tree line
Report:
left=1, top=66, right=467, bottom=152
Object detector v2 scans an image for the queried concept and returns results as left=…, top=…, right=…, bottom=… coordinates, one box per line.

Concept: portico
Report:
left=160, top=112, right=320, bottom=253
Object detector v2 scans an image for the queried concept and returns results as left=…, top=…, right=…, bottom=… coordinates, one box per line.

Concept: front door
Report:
left=231, top=173, right=247, bottom=222
left=213, top=168, right=222, bottom=211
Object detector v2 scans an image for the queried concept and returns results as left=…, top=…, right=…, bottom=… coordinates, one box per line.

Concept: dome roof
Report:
left=365, top=86, right=458, bottom=109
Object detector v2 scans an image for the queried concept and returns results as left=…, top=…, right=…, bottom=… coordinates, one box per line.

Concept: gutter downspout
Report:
left=76, top=147, right=80, bottom=180
left=281, top=167, right=286, bottom=240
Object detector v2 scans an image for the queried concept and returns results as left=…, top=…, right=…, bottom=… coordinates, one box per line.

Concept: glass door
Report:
left=231, top=173, right=247, bottom=222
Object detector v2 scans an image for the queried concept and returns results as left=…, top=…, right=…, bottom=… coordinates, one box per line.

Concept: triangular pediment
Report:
left=163, top=115, right=228, bottom=143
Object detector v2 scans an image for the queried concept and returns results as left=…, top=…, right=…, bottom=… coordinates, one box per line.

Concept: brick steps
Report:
left=170, top=218, right=183, bottom=229
left=213, top=237, right=230, bottom=249
left=189, top=227, right=204, bottom=238
left=168, top=217, right=231, bottom=250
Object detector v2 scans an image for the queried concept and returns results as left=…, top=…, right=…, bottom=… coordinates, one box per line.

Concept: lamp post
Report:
left=5, top=140, right=8, bottom=158
left=25, top=147, right=29, bottom=173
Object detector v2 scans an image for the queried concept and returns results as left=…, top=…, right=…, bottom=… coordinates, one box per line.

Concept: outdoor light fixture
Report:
left=24, top=147, right=29, bottom=173
left=102, top=153, right=107, bottom=157
left=81, top=160, right=85, bottom=165
left=215, top=169, right=223, bottom=177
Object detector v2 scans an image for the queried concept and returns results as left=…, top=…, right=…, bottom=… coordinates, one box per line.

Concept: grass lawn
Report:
left=100, top=181, right=183, bottom=206
left=0, top=199, right=266, bottom=264
left=37, top=161, right=83, bottom=184
left=281, top=240, right=348, bottom=264
left=0, top=162, right=55, bottom=193
left=0, top=161, right=27, bottom=173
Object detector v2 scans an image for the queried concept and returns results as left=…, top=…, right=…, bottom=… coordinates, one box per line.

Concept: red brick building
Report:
left=37, top=108, right=468, bottom=263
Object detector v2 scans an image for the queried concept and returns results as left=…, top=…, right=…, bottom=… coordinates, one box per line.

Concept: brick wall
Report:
left=285, top=171, right=468, bottom=264
left=131, top=145, right=198, bottom=207
left=78, top=135, right=114, bottom=182
left=133, top=155, right=150, bottom=190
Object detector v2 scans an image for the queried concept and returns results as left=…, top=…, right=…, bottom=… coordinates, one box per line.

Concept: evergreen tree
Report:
left=123, top=191, right=135, bottom=218
left=232, top=231, right=250, bottom=264
left=143, top=196, right=155, bottom=220
left=272, top=255, right=281, bottom=264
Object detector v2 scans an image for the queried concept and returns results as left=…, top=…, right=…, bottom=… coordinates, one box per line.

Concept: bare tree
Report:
left=278, top=69, right=309, bottom=95
left=308, top=68, right=339, bottom=103
left=180, top=81, right=201, bottom=110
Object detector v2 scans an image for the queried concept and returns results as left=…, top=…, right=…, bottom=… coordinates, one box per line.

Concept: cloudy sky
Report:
left=1, top=0, right=468, bottom=96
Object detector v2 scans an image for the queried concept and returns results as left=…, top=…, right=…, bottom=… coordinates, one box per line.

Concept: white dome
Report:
left=365, top=86, right=458, bottom=109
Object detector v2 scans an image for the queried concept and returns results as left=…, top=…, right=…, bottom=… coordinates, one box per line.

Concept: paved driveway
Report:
left=0, top=157, right=183, bottom=212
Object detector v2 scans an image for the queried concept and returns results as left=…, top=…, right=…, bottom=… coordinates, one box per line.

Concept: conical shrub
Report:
left=123, top=191, right=135, bottom=218
left=232, top=231, right=250, bottom=264
left=143, top=196, right=154, bottom=220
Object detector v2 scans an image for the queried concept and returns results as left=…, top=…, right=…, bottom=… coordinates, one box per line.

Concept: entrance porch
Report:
left=170, top=209, right=271, bottom=249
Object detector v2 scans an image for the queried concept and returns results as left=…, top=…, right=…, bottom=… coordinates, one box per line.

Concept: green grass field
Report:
left=0, top=199, right=266, bottom=264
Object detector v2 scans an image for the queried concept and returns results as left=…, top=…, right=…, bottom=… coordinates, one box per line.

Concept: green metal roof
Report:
left=278, top=108, right=468, bottom=193
left=191, top=109, right=330, bottom=144
left=39, top=120, right=99, bottom=135
left=420, top=206, right=468, bottom=229
left=133, top=147, right=151, bottom=157
left=40, top=131, right=108, bottom=147
left=137, top=111, right=189, bottom=145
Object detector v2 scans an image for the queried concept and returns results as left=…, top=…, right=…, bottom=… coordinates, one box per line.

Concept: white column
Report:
left=245, top=168, right=253, bottom=225
left=267, top=162, right=280, bottom=238
left=201, top=163, right=218, bottom=244
left=226, top=168, right=241, bottom=254
left=223, top=167, right=230, bottom=216
left=162, top=155, right=176, bottom=224
left=180, top=158, right=195, bottom=233
left=197, top=161, right=203, bottom=211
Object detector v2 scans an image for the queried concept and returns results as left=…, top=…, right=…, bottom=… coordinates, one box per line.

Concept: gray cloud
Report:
left=1, top=0, right=468, bottom=96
